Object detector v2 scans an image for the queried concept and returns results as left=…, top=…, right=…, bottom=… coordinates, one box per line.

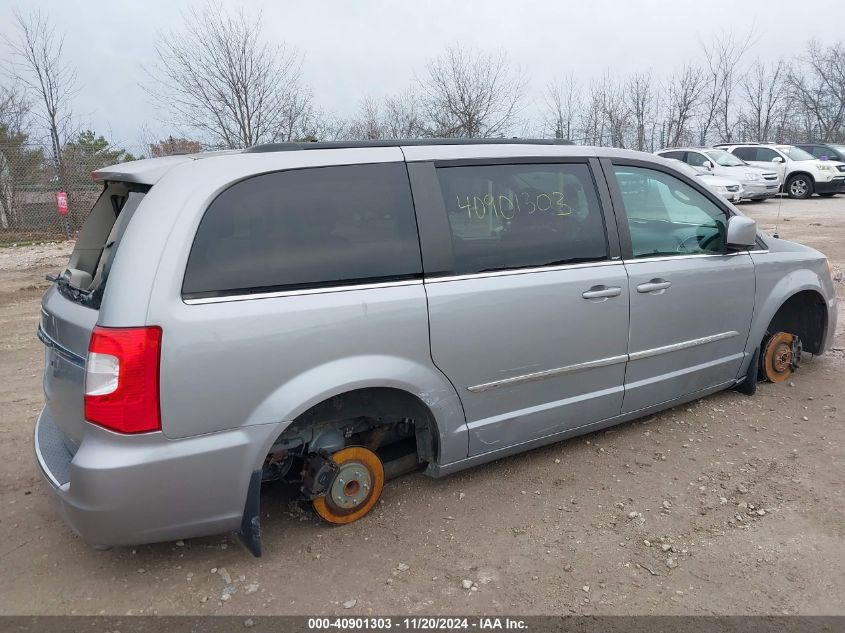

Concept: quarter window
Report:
left=182, top=163, right=422, bottom=298
left=434, top=163, right=609, bottom=275
left=613, top=166, right=728, bottom=258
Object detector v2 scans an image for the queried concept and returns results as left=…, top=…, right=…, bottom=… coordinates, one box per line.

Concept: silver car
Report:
left=665, top=158, right=744, bottom=202
left=656, top=147, right=780, bottom=200
left=34, top=140, right=837, bottom=555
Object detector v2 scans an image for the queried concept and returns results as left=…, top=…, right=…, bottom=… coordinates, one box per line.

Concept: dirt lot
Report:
left=0, top=197, right=843, bottom=616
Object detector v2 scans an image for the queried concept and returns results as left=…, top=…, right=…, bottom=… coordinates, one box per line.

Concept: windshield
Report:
left=778, top=146, right=815, bottom=161
left=705, top=149, right=746, bottom=167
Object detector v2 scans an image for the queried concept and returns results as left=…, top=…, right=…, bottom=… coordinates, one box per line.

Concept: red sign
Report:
left=55, top=192, right=68, bottom=217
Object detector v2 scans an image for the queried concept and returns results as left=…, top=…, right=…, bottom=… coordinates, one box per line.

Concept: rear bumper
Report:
left=34, top=407, right=283, bottom=548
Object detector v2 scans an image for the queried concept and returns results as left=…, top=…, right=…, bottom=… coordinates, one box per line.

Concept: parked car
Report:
left=35, top=140, right=837, bottom=555
left=662, top=157, right=744, bottom=202
left=714, top=142, right=845, bottom=199
left=656, top=147, right=780, bottom=201
left=794, top=142, right=845, bottom=166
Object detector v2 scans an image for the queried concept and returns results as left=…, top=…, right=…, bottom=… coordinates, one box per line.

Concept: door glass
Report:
left=685, top=152, right=708, bottom=167
left=613, top=166, right=728, bottom=258
left=435, top=163, right=608, bottom=274
left=755, top=148, right=780, bottom=162
left=732, top=147, right=755, bottom=161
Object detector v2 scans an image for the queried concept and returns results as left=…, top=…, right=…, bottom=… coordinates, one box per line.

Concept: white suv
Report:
left=714, top=143, right=845, bottom=199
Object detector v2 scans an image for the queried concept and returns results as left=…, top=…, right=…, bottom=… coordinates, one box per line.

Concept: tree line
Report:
left=2, top=3, right=845, bottom=232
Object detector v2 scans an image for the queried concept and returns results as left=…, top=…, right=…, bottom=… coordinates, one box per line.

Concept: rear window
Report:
left=55, top=184, right=148, bottom=309
left=182, top=163, right=422, bottom=299
left=434, top=162, right=608, bottom=275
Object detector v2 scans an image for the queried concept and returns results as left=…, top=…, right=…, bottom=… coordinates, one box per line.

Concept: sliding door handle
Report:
left=637, top=279, right=672, bottom=293
left=582, top=285, right=622, bottom=300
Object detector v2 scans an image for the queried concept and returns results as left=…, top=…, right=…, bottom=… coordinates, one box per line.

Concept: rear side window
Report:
left=434, top=163, right=608, bottom=275
left=183, top=163, right=422, bottom=298
left=660, top=151, right=685, bottom=160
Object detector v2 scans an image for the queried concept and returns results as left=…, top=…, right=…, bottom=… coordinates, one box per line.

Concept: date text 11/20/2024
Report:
left=307, top=617, right=528, bottom=630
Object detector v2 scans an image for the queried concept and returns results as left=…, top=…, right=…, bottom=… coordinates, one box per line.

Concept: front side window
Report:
left=732, top=147, right=756, bottom=161
left=434, top=163, right=608, bottom=275
left=756, top=147, right=781, bottom=162
left=613, top=166, right=728, bottom=258
left=183, top=163, right=422, bottom=298
left=685, top=151, right=709, bottom=167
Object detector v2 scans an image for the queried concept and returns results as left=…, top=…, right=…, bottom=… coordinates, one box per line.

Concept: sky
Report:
left=0, top=0, right=839, bottom=154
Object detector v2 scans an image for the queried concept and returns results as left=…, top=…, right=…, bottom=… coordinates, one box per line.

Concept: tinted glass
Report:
left=183, top=163, right=422, bottom=297
left=685, top=151, right=709, bottom=167
left=756, top=147, right=780, bottom=162
left=613, top=166, right=728, bottom=258
left=435, top=163, right=608, bottom=275
left=660, top=151, right=685, bottom=160
left=732, top=147, right=756, bottom=161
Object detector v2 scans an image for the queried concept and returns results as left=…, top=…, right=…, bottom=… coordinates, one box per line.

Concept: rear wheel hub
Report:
left=312, top=446, right=384, bottom=524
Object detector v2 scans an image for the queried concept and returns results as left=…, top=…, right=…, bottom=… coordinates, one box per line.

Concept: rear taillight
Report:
left=84, top=326, right=162, bottom=434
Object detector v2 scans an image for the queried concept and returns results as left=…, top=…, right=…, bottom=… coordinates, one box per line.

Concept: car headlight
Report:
left=715, top=186, right=729, bottom=193
left=744, top=172, right=760, bottom=181
left=818, top=163, right=836, bottom=172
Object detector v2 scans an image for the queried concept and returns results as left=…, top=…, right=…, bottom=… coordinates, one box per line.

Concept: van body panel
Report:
left=33, top=141, right=838, bottom=551
left=425, top=264, right=630, bottom=455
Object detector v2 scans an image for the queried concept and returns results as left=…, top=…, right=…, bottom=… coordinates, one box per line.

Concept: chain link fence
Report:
left=0, top=143, right=102, bottom=245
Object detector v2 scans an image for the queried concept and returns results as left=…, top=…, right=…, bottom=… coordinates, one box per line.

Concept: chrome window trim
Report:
left=467, top=354, right=628, bottom=393
left=629, top=331, right=739, bottom=361
left=622, top=252, right=746, bottom=264
left=467, top=330, right=739, bottom=393
left=183, top=279, right=423, bottom=305
left=424, top=259, right=621, bottom=284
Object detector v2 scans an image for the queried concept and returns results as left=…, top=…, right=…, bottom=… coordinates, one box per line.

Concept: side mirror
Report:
left=819, top=155, right=829, bottom=161
left=772, top=156, right=784, bottom=164
left=726, top=215, right=757, bottom=248
left=703, top=160, right=714, bottom=170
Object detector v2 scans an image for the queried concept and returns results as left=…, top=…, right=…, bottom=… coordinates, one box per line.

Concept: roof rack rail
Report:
left=244, top=138, right=575, bottom=153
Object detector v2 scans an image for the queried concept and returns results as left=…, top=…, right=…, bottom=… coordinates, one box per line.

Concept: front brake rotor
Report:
left=761, top=332, right=801, bottom=383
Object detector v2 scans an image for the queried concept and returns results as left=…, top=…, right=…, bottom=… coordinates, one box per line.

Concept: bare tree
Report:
left=4, top=9, right=78, bottom=190
left=148, top=2, right=312, bottom=149
left=0, top=82, right=40, bottom=230
left=739, top=59, right=789, bottom=142
left=543, top=73, right=580, bottom=140
left=661, top=64, right=706, bottom=148
left=626, top=72, right=655, bottom=151
left=695, top=30, right=755, bottom=144
left=787, top=40, right=845, bottom=142
left=418, top=45, right=525, bottom=138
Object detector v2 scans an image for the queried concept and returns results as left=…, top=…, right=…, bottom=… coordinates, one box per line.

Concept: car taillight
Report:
left=84, top=326, right=162, bottom=434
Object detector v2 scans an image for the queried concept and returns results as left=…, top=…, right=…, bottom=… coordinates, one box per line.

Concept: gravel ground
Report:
left=0, top=196, right=843, bottom=616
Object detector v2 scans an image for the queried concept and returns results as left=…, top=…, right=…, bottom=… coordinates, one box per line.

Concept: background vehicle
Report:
left=34, top=140, right=837, bottom=556
left=795, top=142, right=845, bottom=166
left=715, top=143, right=845, bottom=199
left=663, top=157, right=744, bottom=202
left=656, top=147, right=780, bottom=201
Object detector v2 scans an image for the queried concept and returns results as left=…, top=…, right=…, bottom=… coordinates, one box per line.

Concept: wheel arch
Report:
left=246, top=355, right=467, bottom=471
left=765, top=289, right=828, bottom=355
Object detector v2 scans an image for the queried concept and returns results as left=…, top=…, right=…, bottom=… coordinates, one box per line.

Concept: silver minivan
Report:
left=35, top=140, right=837, bottom=555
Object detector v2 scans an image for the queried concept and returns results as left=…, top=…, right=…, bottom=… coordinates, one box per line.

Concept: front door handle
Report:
left=582, top=285, right=622, bottom=300
left=637, top=279, right=672, bottom=294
